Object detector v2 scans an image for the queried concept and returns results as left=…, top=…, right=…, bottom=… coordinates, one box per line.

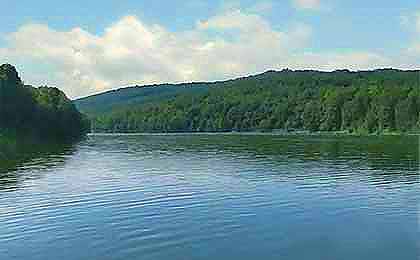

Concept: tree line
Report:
left=88, top=69, right=420, bottom=134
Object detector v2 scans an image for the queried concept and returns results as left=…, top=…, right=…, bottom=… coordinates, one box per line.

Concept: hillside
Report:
left=75, top=82, right=212, bottom=115
left=76, top=69, right=420, bottom=134
left=0, top=64, right=90, bottom=143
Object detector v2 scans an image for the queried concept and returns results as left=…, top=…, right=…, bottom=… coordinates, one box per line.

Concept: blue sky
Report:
left=1, top=0, right=420, bottom=98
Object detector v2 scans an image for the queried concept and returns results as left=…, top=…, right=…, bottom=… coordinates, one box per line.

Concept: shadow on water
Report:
left=131, top=134, right=419, bottom=187
left=0, top=139, right=80, bottom=192
left=97, top=133, right=419, bottom=172
left=1, top=134, right=418, bottom=191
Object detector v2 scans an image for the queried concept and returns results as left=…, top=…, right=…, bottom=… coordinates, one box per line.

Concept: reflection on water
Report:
left=0, top=141, right=78, bottom=192
left=0, top=134, right=418, bottom=260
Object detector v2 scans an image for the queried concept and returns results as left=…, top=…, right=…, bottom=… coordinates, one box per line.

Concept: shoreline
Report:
left=87, top=130, right=420, bottom=137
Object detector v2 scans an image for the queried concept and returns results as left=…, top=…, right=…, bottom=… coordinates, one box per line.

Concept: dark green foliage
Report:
left=0, top=64, right=90, bottom=141
left=303, top=101, right=321, bottom=131
left=80, top=69, right=420, bottom=134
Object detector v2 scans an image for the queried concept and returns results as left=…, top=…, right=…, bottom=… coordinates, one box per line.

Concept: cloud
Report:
left=1, top=12, right=312, bottom=98
left=0, top=10, right=400, bottom=99
left=292, top=0, right=321, bottom=10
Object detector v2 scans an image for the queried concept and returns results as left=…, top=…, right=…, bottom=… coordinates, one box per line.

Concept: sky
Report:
left=1, top=0, right=420, bottom=98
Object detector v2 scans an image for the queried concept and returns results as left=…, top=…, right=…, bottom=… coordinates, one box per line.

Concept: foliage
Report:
left=84, top=69, right=420, bottom=134
left=75, top=83, right=211, bottom=115
left=0, top=64, right=90, bottom=141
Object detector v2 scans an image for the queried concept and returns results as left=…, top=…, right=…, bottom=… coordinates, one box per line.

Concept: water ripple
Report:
left=0, top=134, right=418, bottom=260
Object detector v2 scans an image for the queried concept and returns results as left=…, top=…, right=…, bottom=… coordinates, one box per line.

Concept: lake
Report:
left=0, top=134, right=418, bottom=260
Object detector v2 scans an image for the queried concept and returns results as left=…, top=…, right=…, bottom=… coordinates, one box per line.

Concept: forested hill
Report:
left=77, top=69, right=420, bottom=134
left=75, top=82, right=211, bottom=115
left=0, top=64, right=89, bottom=141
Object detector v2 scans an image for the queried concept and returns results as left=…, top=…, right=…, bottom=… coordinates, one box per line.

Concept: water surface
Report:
left=0, top=134, right=419, bottom=259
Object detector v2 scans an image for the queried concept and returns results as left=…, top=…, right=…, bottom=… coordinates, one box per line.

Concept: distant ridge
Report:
left=75, top=68, right=419, bottom=117
left=77, top=68, right=419, bottom=101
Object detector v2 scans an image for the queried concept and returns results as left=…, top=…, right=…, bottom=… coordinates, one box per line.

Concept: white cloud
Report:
left=0, top=10, right=401, bottom=99
left=293, top=0, right=321, bottom=10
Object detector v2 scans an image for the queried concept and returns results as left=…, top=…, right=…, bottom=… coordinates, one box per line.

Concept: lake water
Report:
left=0, top=134, right=419, bottom=260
